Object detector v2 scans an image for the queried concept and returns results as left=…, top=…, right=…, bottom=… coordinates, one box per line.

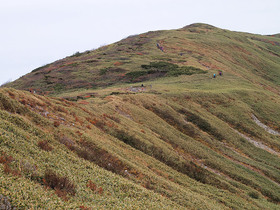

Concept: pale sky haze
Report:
left=1, top=0, right=280, bottom=85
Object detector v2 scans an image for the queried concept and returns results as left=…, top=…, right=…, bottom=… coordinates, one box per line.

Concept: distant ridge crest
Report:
left=182, top=23, right=217, bottom=30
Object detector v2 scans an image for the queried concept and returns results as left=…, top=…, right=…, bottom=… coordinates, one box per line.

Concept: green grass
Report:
left=1, top=23, right=280, bottom=208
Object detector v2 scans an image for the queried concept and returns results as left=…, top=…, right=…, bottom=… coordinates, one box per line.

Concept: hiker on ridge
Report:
left=213, top=73, right=216, bottom=78
left=157, top=43, right=164, bottom=52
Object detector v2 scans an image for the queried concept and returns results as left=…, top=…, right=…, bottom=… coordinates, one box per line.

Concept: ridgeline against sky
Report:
left=1, top=0, right=280, bottom=85
left=7, top=23, right=280, bottom=94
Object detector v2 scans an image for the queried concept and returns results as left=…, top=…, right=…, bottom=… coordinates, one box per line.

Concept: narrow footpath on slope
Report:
left=252, top=114, right=280, bottom=135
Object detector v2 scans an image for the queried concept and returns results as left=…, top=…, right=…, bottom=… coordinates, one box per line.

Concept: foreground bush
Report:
left=44, top=169, right=76, bottom=196
left=38, top=140, right=53, bottom=151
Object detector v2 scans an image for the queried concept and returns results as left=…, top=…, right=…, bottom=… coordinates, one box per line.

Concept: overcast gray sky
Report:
left=1, top=0, right=280, bottom=85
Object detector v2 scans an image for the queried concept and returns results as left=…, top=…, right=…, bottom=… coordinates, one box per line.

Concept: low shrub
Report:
left=141, top=61, right=206, bottom=77
left=44, top=169, right=76, bottom=196
left=124, top=61, right=205, bottom=82
left=59, top=137, right=133, bottom=178
left=54, top=121, right=60, bottom=127
left=147, top=106, right=197, bottom=138
left=0, top=93, right=25, bottom=114
left=167, top=66, right=206, bottom=76
left=0, top=154, right=14, bottom=164
left=87, top=180, right=103, bottom=195
left=38, top=140, right=53, bottom=151
left=141, top=61, right=178, bottom=71
left=76, top=139, right=128, bottom=176
left=54, top=189, right=69, bottom=201
left=112, top=129, right=209, bottom=183
left=86, top=117, right=107, bottom=130
left=125, top=71, right=148, bottom=80
left=260, top=188, right=280, bottom=203
left=216, top=112, right=258, bottom=137
left=0, top=153, right=21, bottom=177
left=179, top=109, right=224, bottom=141
left=248, top=191, right=259, bottom=199
left=87, top=180, right=97, bottom=191
left=99, top=67, right=110, bottom=75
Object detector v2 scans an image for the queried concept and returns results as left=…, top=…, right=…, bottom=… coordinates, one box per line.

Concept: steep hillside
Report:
left=0, top=84, right=280, bottom=209
left=1, top=24, right=280, bottom=209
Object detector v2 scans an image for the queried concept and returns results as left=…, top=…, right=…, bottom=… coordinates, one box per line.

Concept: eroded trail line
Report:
left=252, top=114, right=280, bottom=135
left=234, top=129, right=280, bottom=156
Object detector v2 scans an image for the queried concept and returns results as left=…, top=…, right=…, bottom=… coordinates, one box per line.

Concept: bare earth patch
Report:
left=234, top=129, right=280, bottom=156
left=252, top=114, right=280, bottom=135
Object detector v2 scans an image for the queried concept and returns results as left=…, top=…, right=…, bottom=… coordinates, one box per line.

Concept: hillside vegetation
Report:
left=1, top=23, right=280, bottom=209
left=7, top=23, right=280, bottom=93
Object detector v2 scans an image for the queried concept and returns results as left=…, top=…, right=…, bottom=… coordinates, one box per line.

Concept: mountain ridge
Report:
left=6, top=23, right=280, bottom=94
left=1, top=24, right=280, bottom=209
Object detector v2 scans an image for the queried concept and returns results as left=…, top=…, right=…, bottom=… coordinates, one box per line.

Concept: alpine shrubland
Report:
left=1, top=23, right=280, bottom=209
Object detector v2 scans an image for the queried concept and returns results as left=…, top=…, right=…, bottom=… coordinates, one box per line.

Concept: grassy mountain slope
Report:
left=1, top=85, right=280, bottom=209
left=7, top=23, right=280, bottom=93
left=1, top=24, right=280, bottom=209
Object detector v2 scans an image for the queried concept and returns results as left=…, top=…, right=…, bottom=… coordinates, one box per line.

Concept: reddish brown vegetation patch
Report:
left=54, top=121, right=60, bottom=127
left=38, top=140, right=53, bottom=151
left=87, top=180, right=103, bottom=195
left=43, top=169, right=76, bottom=199
left=86, top=117, right=107, bottom=130
left=0, top=154, right=13, bottom=164
left=80, top=206, right=91, bottom=210
left=78, top=100, right=89, bottom=105
left=0, top=153, right=21, bottom=177
left=114, top=61, right=124, bottom=66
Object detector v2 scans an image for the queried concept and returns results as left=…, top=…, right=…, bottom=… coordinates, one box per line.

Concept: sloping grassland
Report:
left=1, top=78, right=280, bottom=208
left=1, top=23, right=280, bottom=209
